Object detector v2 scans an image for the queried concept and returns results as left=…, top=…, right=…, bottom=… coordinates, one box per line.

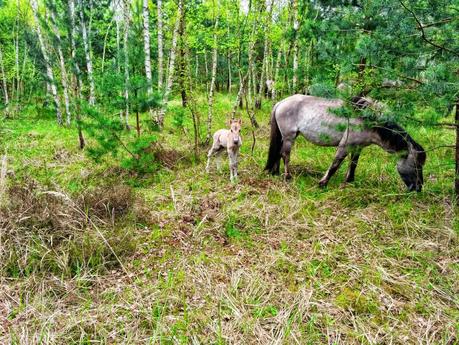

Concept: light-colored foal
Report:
left=206, top=119, right=242, bottom=182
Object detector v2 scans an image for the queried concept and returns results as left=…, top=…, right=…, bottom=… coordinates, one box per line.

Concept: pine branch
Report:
left=399, top=0, right=459, bottom=57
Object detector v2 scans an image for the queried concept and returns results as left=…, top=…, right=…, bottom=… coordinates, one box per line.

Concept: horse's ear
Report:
left=238, top=119, right=242, bottom=125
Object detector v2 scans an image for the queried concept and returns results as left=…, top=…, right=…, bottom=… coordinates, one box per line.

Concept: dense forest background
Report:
left=0, top=0, right=457, bottom=151
left=0, top=0, right=458, bottom=343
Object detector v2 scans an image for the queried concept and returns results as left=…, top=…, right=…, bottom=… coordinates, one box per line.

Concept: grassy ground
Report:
left=0, top=93, right=458, bottom=344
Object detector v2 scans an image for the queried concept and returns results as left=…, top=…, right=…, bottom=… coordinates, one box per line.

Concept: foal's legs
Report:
left=345, top=149, right=362, bottom=183
left=319, top=146, right=349, bottom=187
left=206, top=144, right=222, bottom=173
left=228, top=148, right=239, bottom=182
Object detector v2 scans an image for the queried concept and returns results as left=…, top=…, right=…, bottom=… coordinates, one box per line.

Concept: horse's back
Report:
left=273, top=95, right=347, bottom=146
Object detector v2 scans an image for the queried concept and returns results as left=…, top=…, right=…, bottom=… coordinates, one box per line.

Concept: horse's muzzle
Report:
left=233, top=137, right=240, bottom=144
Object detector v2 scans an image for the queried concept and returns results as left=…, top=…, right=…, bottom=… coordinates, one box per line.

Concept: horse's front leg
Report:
left=345, top=148, right=362, bottom=183
left=319, top=146, right=348, bottom=187
left=228, top=149, right=237, bottom=182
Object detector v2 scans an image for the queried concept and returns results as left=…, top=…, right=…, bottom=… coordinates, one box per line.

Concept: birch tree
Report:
left=157, top=0, right=164, bottom=90
left=14, top=0, right=20, bottom=105
left=142, top=0, right=153, bottom=102
left=291, top=0, right=299, bottom=93
left=123, top=0, right=131, bottom=129
left=255, top=0, right=274, bottom=109
left=157, top=0, right=183, bottom=126
left=31, top=0, right=62, bottom=125
left=0, top=47, right=9, bottom=109
left=50, top=9, right=72, bottom=126
left=78, top=0, right=96, bottom=105
left=206, top=5, right=219, bottom=143
left=68, top=0, right=85, bottom=148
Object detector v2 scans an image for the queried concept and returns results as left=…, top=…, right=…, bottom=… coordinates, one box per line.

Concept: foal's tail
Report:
left=265, top=104, right=282, bottom=174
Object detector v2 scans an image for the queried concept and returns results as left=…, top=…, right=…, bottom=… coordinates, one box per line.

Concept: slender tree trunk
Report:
left=157, top=0, right=183, bottom=126
left=455, top=98, right=459, bottom=201
left=31, top=0, right=62, bottom=125
left=178, top=18, right=188, bottom=107
left=19, top=41, right=27, bottom=98
left=184, top=15, right=200, bottom=155
left=157, top=0, right=164, bottom=90
left=0, top=47, right=9, bottom=108
left=247, top=3, right=258, bottom=108
left=272, top=48, right=281, bottom=100
left=115, top=18, right=124, bottom=123
left=68, top=0, right=85, bottom=148
left=204, top=48, right=209, bottom=94
left=206, top=13, right=219, bottom=143
left=227, top=53, right=232, bottom=92
left=255, top=0, right=273, bottom=109
left=14, top=0, right=20, bottom=105
left=78, top=0, right=96, bottom=105
left=123, top=0, right=130, bottom=129
left=292, top=0, right=299, bottom=93
left=231, top=73, right=247, bottom=120
left=101, top=18, right=114, bottom=72
left=143, top=0, right=153, bottom=103
left=50, top=11, right=72, bottom=126
left=195, top=53, right=199, bottom=82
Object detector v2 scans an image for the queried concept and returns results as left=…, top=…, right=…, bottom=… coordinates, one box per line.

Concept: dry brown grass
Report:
left=1, top=101, right=458, bottom=344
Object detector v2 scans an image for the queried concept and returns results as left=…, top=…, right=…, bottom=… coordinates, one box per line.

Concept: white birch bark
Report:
left=206, top=14, right=219, bottom=142
left=157, top=0, right=164, bottom=90
left=255, top=0, right=274, bottom=108
left=292, top=0, right=299, bottom=93
left=31, top=0, right=62, bottom=124
left=143, top=0, right=153, bottom=97
left=157, top=0, right=183, bottom=126
left=15, top=0, right=20, bottom=103
left=68, top=0, right=85, bottom=148
left=0, top=47, right=9, bottom=107
left=123, top=0, right=130, bottom=129
left=78, top=0, right=96, bottom=105
left=68, top=0, right=83, bottom=96
left=50, top=11, right=72, bottom=125
left=272, top=48, right=281, bottom=100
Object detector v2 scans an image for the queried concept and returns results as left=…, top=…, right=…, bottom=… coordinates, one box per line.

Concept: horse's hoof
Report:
left=318, top=180, right=328, bottom=188
left=284, top=174, right=292, bottom=181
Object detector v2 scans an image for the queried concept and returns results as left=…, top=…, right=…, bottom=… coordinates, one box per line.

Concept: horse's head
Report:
left=229, top=119, right=242, bottom=145
left=396, top=142, right=426, bottom=192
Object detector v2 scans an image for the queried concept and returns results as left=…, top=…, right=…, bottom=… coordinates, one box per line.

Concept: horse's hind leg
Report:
left=281, top=137, right=294, bottom=180
left=345, top=148, right=362, bottom=183
left=319, top=146, right=348, bottom=187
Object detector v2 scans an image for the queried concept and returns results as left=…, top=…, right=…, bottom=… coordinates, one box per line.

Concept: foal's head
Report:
left=229, top=119, right=242, bottom=144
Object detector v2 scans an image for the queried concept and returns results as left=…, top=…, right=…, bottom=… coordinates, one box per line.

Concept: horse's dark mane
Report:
left=349, top=96, right=426, bottom=165
left=372, top=122, right=426, bottom=164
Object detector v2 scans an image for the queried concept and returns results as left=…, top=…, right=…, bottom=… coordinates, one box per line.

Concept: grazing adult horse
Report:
left=265, top=95, right=426, bottom=192
left=206, top=119, right=242, bottom=182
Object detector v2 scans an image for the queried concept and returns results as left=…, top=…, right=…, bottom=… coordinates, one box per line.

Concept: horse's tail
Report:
left=265, top=104, right=282, bottom=174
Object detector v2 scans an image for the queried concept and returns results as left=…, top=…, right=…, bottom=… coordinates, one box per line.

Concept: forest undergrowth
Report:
left=0, top=94, right=458, bottom=344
